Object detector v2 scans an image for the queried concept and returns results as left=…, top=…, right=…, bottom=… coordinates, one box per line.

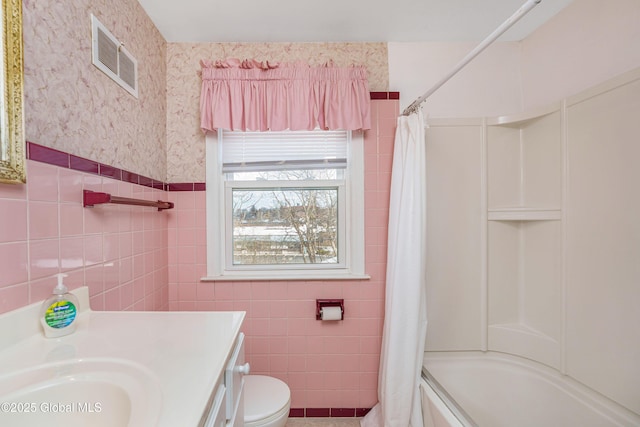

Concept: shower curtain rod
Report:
left=401, top=0, right=542, bottom=116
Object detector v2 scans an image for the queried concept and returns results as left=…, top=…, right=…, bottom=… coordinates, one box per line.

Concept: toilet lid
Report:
left=244, top=375, right=291, bottom=423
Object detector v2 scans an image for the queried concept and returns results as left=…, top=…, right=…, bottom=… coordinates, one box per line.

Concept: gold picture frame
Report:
left=0, top=0, right=25, bottom=184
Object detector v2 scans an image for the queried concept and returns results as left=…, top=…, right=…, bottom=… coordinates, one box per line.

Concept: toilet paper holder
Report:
left=316, top=299, right=344, bottom=320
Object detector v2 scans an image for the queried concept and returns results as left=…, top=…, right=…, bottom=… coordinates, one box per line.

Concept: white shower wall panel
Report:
left=423, top=67, right=640, bottom=416
left=565, top=72, right=640, bottom=415
left=425, top=123, right=485, bottom=351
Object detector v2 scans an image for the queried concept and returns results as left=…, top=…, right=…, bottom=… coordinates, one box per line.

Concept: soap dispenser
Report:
left=40, top=273, right=80, bottom=338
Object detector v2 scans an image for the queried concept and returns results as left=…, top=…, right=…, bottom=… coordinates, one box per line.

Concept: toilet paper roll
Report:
left=321, top=306, right=342, bottom=321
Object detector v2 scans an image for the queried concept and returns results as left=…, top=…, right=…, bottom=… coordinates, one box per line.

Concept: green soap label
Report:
left=44, top=301, right=77, bottom=329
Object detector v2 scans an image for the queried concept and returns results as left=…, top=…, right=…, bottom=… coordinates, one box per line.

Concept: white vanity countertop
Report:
left=0, top=287, right=245, bottom=427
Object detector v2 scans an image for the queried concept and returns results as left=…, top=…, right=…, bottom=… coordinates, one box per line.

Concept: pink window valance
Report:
left=200, top=59, right=371, bottom=132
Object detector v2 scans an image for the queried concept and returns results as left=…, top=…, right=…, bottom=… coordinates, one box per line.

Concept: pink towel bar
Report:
left=83, top=190, right=174, bottom=211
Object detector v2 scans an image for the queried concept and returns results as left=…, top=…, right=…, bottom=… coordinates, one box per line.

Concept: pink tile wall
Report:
left=167, top=99, right=398, bottom=410
left=0, top=160, right=170, bottom=314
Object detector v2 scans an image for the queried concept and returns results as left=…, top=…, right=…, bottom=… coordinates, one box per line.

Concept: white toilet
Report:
left=244, top=375, right=291, bottom=427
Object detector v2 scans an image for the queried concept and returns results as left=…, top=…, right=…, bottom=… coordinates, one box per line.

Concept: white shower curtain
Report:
left=362, top=110, right=428, bottom=427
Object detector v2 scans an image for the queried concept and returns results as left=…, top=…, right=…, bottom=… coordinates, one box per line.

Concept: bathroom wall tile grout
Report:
left=0, top=160, right=170, bottom=314
left=166, top=98, right=396, bottom=409
left=0, top=97, right=397, bottom=410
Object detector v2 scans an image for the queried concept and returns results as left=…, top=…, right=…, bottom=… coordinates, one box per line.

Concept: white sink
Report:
left=0, top=358, right=162, bottom=427
left=0, top=287, right=246, bottom=427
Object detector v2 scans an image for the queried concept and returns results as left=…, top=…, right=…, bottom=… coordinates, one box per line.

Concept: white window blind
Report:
left=220, top=129, right=348, bottom=173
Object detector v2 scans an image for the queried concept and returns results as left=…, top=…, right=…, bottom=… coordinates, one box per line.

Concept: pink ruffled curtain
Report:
left=200, top=59, right=371, bottom=132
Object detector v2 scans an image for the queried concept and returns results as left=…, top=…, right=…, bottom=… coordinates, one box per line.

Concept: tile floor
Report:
left=286, top=418, right=361, bottom=427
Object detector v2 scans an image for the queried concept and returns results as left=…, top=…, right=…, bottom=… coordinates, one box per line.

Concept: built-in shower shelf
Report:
left=488, top=208, right=561, bottom=221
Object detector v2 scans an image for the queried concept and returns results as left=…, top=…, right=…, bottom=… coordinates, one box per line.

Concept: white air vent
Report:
left=91, top=14, right=138, bottom=98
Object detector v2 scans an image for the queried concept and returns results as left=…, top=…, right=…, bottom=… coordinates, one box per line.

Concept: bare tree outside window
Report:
left=231, top=170, right=339, bottom=265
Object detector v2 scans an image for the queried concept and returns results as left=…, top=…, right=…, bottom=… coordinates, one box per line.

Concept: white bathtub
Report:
left=421, top=352, right=640, bottom=427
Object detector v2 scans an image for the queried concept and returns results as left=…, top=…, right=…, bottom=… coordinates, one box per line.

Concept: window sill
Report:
left=200, top=271, right=371, bottom=282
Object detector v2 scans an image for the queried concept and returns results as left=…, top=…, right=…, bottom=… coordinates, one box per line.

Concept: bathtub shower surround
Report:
left=421, top=353, right=640, bottom=427
left=423, top=67, right=640, bottom=425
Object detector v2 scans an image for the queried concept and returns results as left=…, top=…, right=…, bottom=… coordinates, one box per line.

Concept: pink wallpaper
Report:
left=0, top=160, right=169, bottom=314
left=22, top=0, right=389, bottom=185
left=166, top=42, right=389, bottom=182
left=167, top=99, right=398, bottom=410
left=22, top=0, right=168, bottom=182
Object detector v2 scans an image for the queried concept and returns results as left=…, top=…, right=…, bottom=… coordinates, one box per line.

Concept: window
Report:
left=205, top=129, right=367, bottom=280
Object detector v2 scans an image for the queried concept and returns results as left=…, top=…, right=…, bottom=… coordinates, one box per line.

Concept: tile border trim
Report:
left=289, top=408, right=372, bottom=418
left=369, top=91, right=400, bottom=100
left=26, top=92, right=399, bottom=192
left=27, top=141, right=168, bottom=191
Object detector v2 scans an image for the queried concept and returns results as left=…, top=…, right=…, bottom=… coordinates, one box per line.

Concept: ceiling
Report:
left=137, top=0, right=573, bottom=43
